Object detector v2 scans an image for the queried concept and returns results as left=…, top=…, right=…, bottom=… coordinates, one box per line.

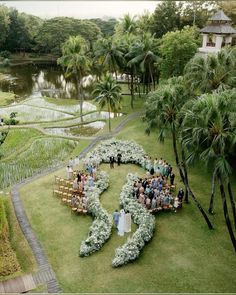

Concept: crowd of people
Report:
left=63, top=154, right=184, bottom=215
left=132, top=176, right=184, bottom=212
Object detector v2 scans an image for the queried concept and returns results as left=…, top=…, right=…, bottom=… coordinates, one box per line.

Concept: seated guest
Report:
left=145, top=184, right=151, bottom=195
left=71, top=195, right=78, bottom=207
left=138, top=193, right=145, bottom=205
left=145, top=196, right=151, bottom=209
left=151, top=197, right=157, bottom=209
left=139, top=186, right=145, bottom=194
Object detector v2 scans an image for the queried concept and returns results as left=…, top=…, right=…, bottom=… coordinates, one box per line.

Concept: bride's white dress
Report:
left=118, top=209, right=125, bottom=236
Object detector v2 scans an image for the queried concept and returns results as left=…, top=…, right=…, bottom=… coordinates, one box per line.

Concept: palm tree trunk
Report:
left=208, top=170, right=216, bottom=214
left=130, top=72, right=134, bottom=109
left=172, top=129, right=213, bottom=230
left=108, top=104, right=111, bottom=132
left=219, top=176, right=236, bottom=251
left=228, top=182, right=236, bottom=230
left=181, top=147, right=189, bottom=204
left=75, top=71, right=83, bottom=123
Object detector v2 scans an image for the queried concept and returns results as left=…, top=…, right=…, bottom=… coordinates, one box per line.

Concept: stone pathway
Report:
left=8, top=111, right=143, bottom=293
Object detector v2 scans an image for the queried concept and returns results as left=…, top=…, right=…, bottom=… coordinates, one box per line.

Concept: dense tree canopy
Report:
left=0, top=6, right=9, bottom=47
left=151, top=1, right=181, bottom=38
left=35, top=17, right=101, bottom=55
left=90, top=18, right=118, bottom=37
left=159, top=26, right=199, bottom=79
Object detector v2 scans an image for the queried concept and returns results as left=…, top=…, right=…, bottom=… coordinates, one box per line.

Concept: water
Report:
left=0, top=63, right=94, bottom=100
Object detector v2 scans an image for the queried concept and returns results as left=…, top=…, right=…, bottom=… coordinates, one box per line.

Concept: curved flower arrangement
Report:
left=83, top=138, right=146, bottom=167
left=81, top=139, right=155, bottom=266
left=112, top=173, right=156, bottom=267
left=80, top=171, right=112, bottom=257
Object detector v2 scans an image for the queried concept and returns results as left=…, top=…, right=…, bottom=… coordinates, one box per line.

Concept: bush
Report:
left=0, top=51, right=11, bottom=59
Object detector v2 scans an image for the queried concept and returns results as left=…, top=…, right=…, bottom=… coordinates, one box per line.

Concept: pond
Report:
left=0, top=63, right=93, bottom=100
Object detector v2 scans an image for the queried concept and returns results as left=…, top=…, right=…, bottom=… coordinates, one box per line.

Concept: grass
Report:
left=0, top=128, right=42, bottom=159
left=19, top=117, right=236, bottom=292
left=45, top=97, right=79, bottom=106
left=0, top=196, right=37, bottom=280
left=0, top=91, right=15, bottom=106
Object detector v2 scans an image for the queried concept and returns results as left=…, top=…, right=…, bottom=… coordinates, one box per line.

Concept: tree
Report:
left=115, top=14, right=138, bottom=36
left=180, top=1, right=218, bottom=28
left=159, top=26, right=199, bottom=79
left=0, top=5, right=9, bottom=48
left=136, top=11, right=153, bottom=34
left=184, top=47, right=236, bottom=94
left=181, top=89, right=236, bottom=251
left=217, top=0, right=236, bottom=23
left=94, top=37, right=125, bottom=78
left=57, top=35, right=91, bottom=121
left=35, top=17, right=101, bottom=55
left=90, top=18, right=118, bottom=37
left=93, top=73, right=122, bottom=132
left=3, top=8, right=32, bottom=53
left=145, top=77, right=213, bottom=229
left=151, top=1, right=181, bottom=38
left=126, top=33, right=159, bottom=94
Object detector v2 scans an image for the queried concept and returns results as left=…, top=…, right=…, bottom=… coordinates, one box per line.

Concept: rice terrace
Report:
left=0, top=1, right=235, bottom=294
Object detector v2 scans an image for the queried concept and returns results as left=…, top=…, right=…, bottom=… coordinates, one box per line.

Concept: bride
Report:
left=118, top=209, right=125, bottom=236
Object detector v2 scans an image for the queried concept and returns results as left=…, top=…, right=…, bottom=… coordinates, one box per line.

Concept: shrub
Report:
left=0, top=51, right=11, bottom=59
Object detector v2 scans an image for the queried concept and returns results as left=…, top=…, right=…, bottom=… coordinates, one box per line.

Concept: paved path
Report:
left=8, top=111, right=143, bottom=293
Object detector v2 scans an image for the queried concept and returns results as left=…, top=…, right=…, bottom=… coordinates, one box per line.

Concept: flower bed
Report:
left=81, top=139, right=155, bottom=265
left=80, top=171, right=112, bottom=257
left=112, top=173, right=156, bottom=267
left=83, top=138, right=146, bottom=167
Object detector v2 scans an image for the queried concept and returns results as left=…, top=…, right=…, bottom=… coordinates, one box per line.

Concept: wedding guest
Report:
left=113, top=209, right=120, bottom=228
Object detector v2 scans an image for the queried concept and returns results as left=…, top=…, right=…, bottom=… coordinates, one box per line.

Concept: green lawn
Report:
left=0, top=128, right=42, bottom=159
left=0, top=91, right=16, bottom=106
left=19, top=117, right=236, bottom=293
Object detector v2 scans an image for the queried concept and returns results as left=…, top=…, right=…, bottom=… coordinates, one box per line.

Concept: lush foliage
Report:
left=184, top=47, right=236, bottom=93
left=112, top=173, right=155, bottom=267
left=159, top=26, right=199, bottom=78
left=33, top=17, right=101, bottom=55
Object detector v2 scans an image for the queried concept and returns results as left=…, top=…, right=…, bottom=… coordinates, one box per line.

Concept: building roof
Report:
left=209, top=10, right=231, bottom=21
left=200, top=24, right=236, bottom=34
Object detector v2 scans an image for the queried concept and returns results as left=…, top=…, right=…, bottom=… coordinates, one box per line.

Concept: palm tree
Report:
left=181, top=89, right=236, bottom=251
left=115, top=14, right=138, bottom=35
left=57, top=35, right=91, bottom=121
left=93, top=37, right=125, bottom=79
left=93, top=74, right=122, bottom=132
left=127, top=33, right=159, bottom=94
left=145, top=77, right=213, bottom=229
left=184, top=47, right=236, bottom=94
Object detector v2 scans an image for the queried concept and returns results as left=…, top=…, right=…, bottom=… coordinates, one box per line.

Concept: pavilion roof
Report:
left=209, top=10, right=231, bottom=22
left=200, top=24, right=236, bottom=34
